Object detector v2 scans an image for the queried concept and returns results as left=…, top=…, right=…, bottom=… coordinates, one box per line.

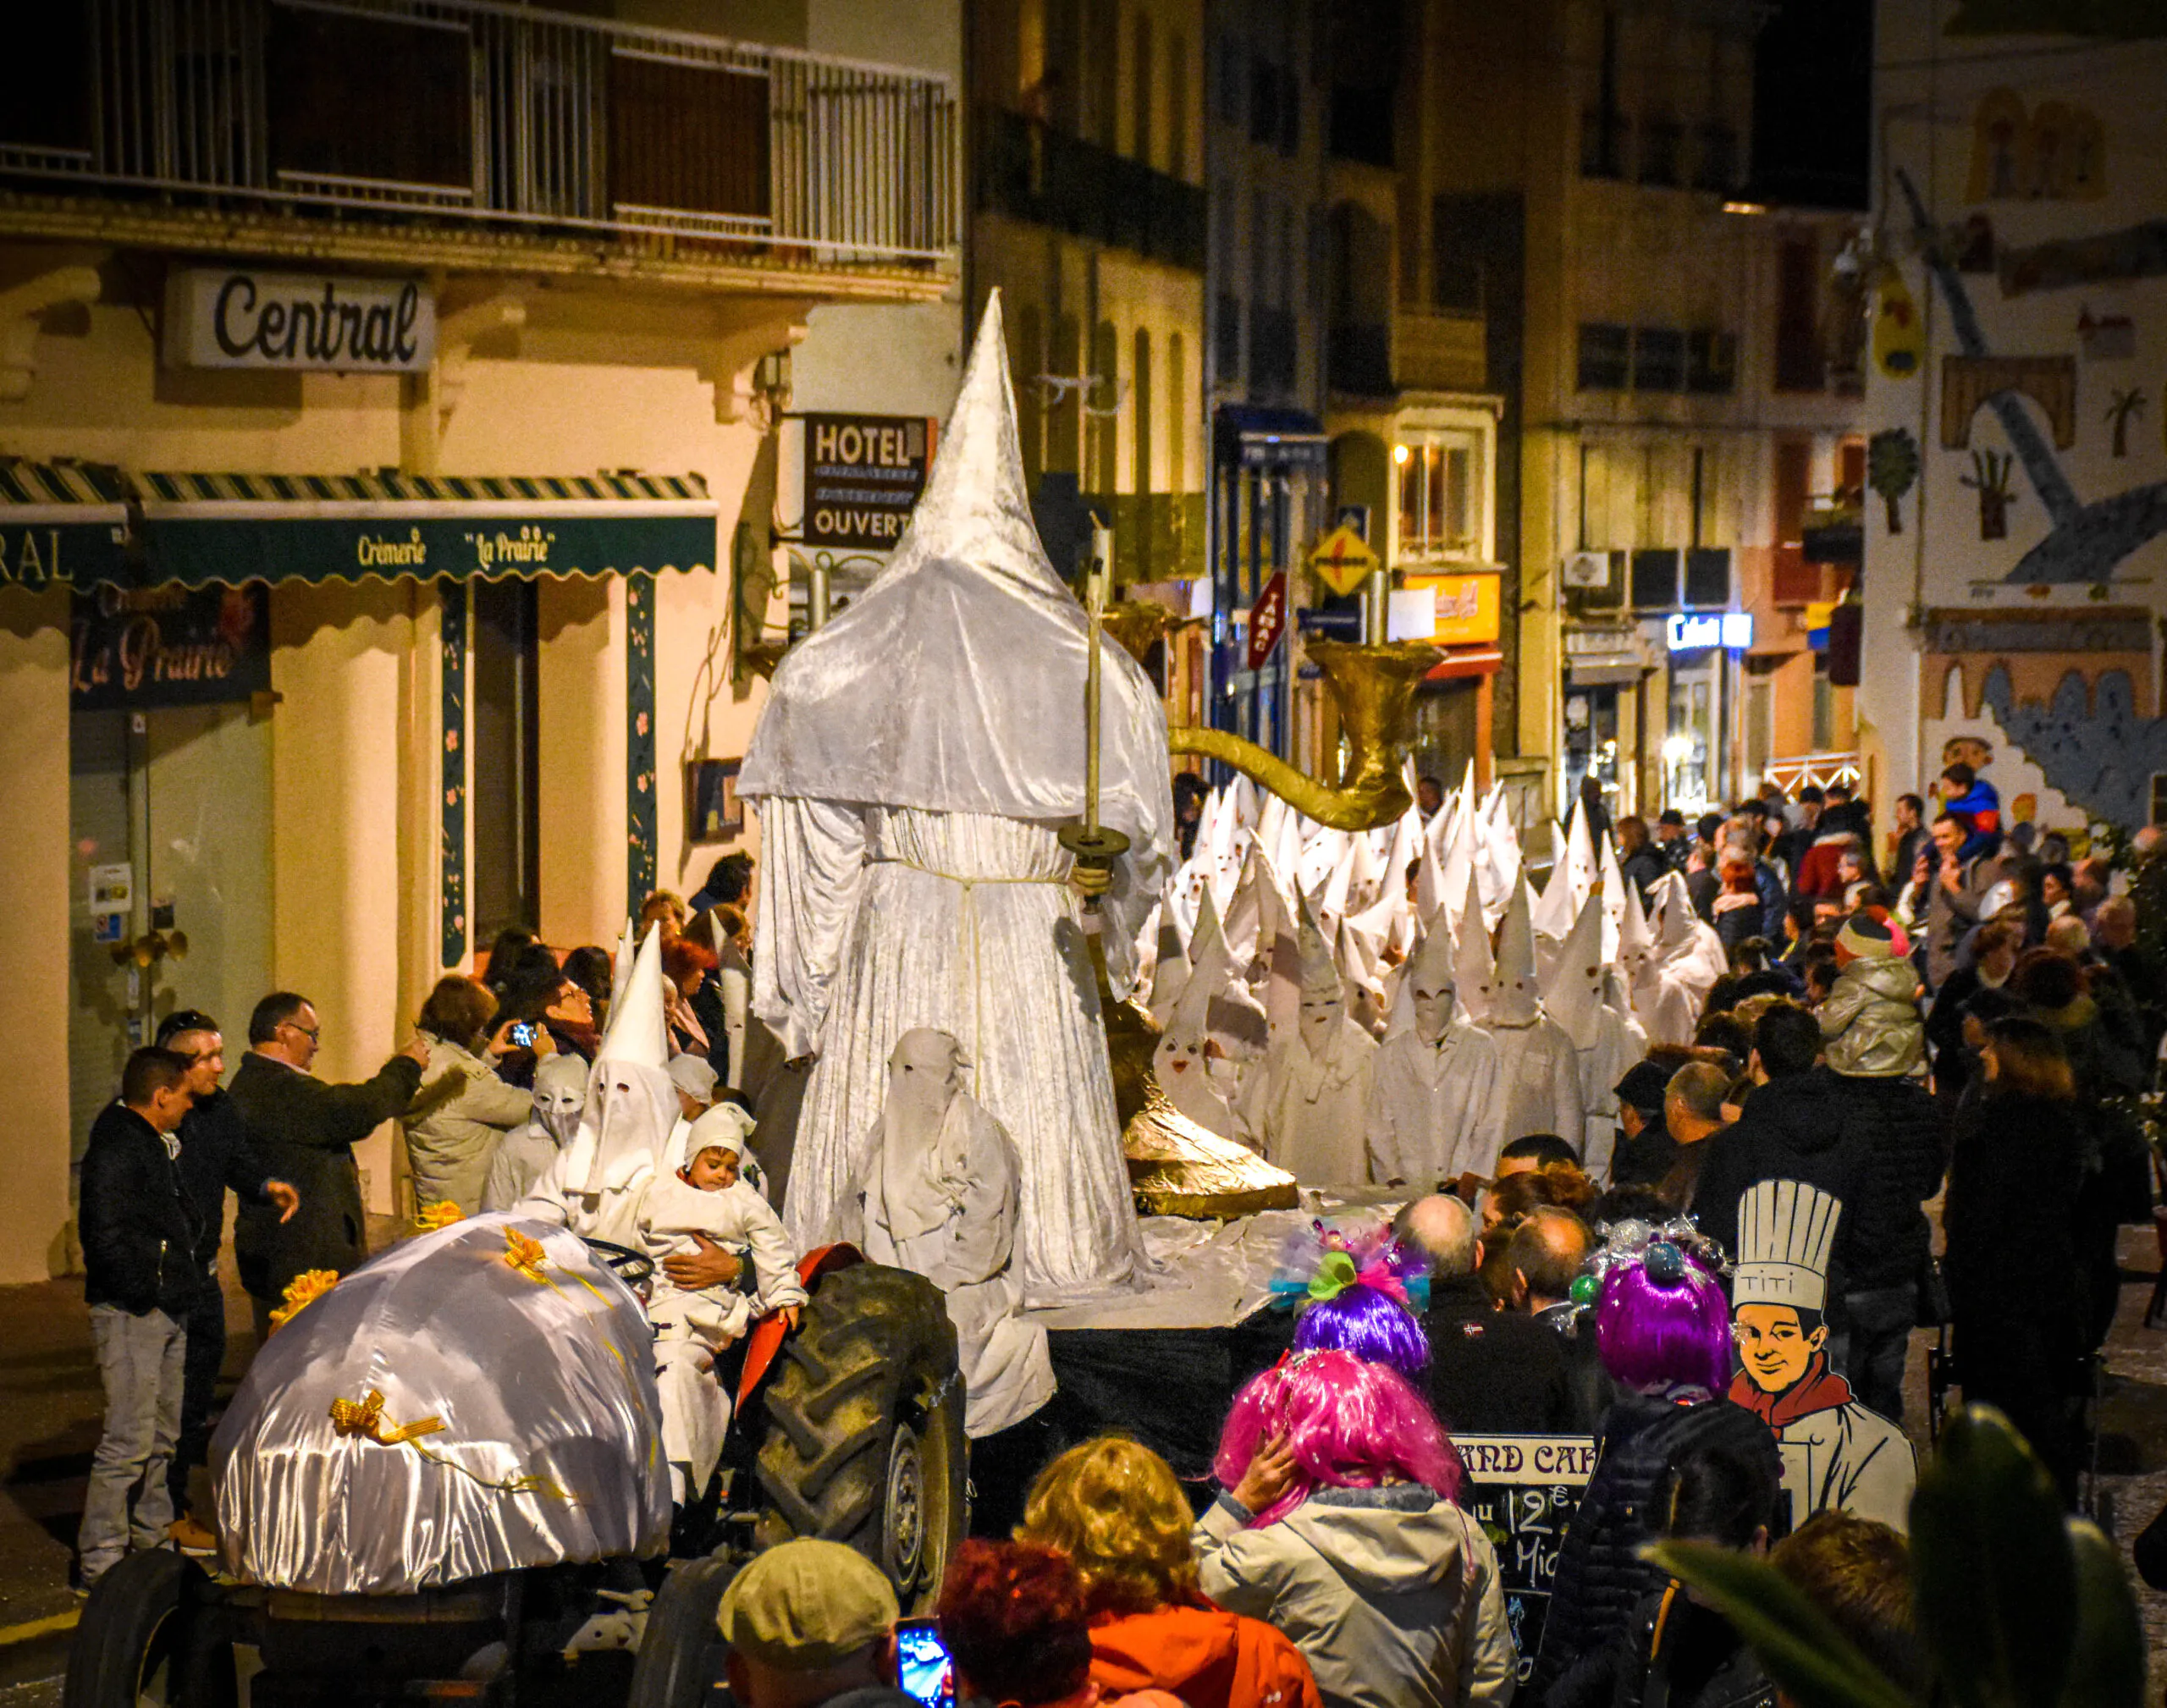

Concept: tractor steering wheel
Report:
left=581, top=1238, right=656, bottom=1287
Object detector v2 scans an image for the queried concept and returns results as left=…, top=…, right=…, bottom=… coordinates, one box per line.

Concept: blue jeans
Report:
left=78, top=1303, right=186, bottom=1584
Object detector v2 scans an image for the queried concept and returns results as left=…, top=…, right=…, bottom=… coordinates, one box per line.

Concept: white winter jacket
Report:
left=1193, top=1484, right=1515, bottom=1708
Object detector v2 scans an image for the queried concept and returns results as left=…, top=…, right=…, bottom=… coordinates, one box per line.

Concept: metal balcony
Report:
left=0, top=0, right=959, bottom=270
left=974, top=108, right=1206, bottom=273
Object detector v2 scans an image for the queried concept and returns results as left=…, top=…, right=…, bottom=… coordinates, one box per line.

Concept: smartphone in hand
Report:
left=894, top=1617, right=955, bottom=1708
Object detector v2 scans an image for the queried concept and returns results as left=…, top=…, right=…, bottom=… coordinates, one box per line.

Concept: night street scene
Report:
left=7, top=1, right=2167, bottom=1705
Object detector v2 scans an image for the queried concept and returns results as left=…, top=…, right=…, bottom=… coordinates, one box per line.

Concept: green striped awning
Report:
left=137, top=470, right=714, bottom=587
left=0, top=458, right=130, bottom=587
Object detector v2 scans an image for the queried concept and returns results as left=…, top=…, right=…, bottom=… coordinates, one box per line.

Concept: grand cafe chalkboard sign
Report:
left=163, top=268, right=436, bottom=373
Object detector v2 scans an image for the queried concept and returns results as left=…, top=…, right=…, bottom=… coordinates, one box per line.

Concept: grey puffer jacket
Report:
left=1820, top=956, right=1924, bottom=1078
left=1194, top=1484, right=1514, bottom=1708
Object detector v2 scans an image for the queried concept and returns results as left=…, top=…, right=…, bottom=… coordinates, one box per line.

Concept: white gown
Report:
left=1576, top=1005, right=1646, bottom=1179
left=1485, top=1014, right=1588, bottom=1149
left=1365, top=1018, right=1508, bottom=1184
left=1243, top=1017, right=1377, bottom=1184
left=758, top=801, right=1143, bottom=1297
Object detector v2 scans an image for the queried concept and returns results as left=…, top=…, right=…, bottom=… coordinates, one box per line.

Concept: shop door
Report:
left=471, top=579, right=541, bottom=942
left=67, top=705, right=273, bottom=1155
left=1412, top=680, right=1480, bottom=790
left=1562, top=685, right=1620, bottom=824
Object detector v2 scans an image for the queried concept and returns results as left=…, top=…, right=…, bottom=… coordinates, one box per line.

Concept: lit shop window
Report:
left=1394, top=437, right=1479, bottom=559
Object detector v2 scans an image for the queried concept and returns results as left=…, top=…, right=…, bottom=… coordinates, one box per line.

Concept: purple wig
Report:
left=1213, top=1348, right=1465, bottom=1528
left=1292, top=1282, right=1430, bottom=1382
left=1592, top=1252, right=1732, bottom=1396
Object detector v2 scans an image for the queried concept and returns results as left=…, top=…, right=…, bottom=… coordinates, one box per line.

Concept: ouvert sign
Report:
left=163, top=269, right=435, bottom=373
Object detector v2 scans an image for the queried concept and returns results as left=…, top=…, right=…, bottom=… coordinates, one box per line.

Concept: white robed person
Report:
left=1150, top=888, right=1265, bottom=1143
left=1365, top=917, right=1507, bottom=1186
left=837, top=1028, right=1054, bottom=1438
left=1542, top=893, right=1647, bottom=1179
left=1242, top=901, right=1377, bottom=1183
left=1635, top=871, right=1729, bottom=1046
left=1726, top=1179, right=1916, bottom=1533
left=515, top=928, right=753, bottom=1502
left=739, top=294, right=1173, bottom=1298
left=1477, top=882, right=1586, bottom=1149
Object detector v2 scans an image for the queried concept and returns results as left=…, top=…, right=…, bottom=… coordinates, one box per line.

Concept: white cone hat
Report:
left=1454, top=865, right=1493, bottom=1024
left=1544, top=892, right=1606, bottom=1048
left=1297, top=890, right=1343, bottom=1001
left=1491, top=876, right=1542, bottom=1026
left=598, top=923, right=670, bottom=1070
left=612, top=919, right=636, bottom=1002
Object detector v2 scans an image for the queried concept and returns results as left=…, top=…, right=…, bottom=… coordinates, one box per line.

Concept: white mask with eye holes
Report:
left=531, top=1055, right=587, bottom=1147
left=1299, top=991, right=1343, bottom=1058
left=1412, top=977, right=1458, bottom=1046
left=885, top=1028, right=963, bottom=1136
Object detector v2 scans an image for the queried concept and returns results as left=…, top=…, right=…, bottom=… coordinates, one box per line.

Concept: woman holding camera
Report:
left=405, top=973, right=550, bottom=1218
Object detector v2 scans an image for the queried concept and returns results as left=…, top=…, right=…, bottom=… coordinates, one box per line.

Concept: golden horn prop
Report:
left=1168, top=641, right=1441, bottom=833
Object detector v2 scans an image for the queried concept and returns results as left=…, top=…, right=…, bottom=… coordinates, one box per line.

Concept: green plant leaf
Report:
left=1910, top=1405, right=2076, bottom=1708
left=2057, top=1519, right=2145, bottom=1708
left=1646, top=1540, right=1919, bottom=1708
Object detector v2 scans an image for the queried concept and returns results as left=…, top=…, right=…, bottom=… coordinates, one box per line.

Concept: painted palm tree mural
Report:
left=1897, top=169, right=2167, bottom=587
left=2104, top=387, right=2145, bottom=458
left=1894, top=169, right=2167, bottom=827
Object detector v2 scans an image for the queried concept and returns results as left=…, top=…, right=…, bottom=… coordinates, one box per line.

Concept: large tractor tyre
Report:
left=753, top=1262, right=968, bottom=1612
left=64, top=1549, right=234, bottom=1708
left=626, top=1555, right=737, bottom=1708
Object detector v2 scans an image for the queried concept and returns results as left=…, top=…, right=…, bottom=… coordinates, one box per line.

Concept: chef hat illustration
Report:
left=1732, top=1179, right=1841, bottom=1314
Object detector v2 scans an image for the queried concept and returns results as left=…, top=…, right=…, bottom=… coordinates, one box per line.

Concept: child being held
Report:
left=639, top=1102, right=807, bottom=1502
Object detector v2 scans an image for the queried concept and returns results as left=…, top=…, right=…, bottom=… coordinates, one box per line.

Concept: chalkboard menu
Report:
left=1452, top=1435, right=1598, bottom=1682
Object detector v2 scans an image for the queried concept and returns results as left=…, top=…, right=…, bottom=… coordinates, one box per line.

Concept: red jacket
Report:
left=1089, top=1601, right=1322, bottom=1708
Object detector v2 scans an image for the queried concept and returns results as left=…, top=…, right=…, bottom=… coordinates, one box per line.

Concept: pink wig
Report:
left=1592, top=1250, right=1732, bottom=1395
left=1213, top=1349, right=1464, bottom=1527
left=1291, top=1282, right=1431, bottom=1382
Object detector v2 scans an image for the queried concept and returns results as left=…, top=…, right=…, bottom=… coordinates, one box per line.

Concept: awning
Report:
left=135, top=471, right=714, bottom=588
left=1424, top=646, right=1505, bottom=682
left=0, top=459, right=130, bottom=587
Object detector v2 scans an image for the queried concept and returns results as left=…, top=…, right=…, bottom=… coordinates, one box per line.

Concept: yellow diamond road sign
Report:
left=1309, top=525, right=1380, bottom=596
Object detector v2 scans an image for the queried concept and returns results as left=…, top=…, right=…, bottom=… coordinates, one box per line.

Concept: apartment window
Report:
left=1630, top=548, right=1682, bottom=609
left=1397, top=438, right=1478, bottom=559
left=1633, top=326, right=1685, bottom=391
left=1088, top=0, right=1120, bottom=147
left=1132, top=14, right=1155, bottom=164
left=1639, top=116, right=1683, bottom=186
left=1775, top=237, right=1824, bottom=393
left=1581, top=9, right=1624, bottom=178
left=1250, top=55, right=1281, bottom=146
left=1578, top=323, right=1630, bottom=390
left=1685, top=329, right=1737, bottom=394
left=470, top=580, right=540, bottom=937
left=1214, top=292, right=1242, bottom=381
left=1684, top=547, right=1732, bottom=608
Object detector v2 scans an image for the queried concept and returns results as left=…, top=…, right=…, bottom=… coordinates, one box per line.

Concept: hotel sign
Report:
left=163, top=269, right=435, bottom=373
left=801, top=413, right=934, bottom=550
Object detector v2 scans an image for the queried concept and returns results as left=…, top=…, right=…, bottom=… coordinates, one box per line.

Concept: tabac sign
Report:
left=163, top=269, right=435, bottom=373
left=801, top=414, right=935, bottom=550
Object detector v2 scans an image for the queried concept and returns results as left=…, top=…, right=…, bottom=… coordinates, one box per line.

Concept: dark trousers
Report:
left=167, top=1273, right=226, bottom=1514
left=1833, top=1287, right=1916, bottom=1424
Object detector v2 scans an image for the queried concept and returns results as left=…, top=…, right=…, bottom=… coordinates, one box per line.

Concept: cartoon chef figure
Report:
left=1728, top=1179, right=1916, bottom=1533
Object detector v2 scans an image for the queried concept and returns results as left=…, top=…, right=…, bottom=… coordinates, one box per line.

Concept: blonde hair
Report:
left=1017, top=1437, right=1199, bottom=1615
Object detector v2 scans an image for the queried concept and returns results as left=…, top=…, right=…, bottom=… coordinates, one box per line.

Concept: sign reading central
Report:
left=163, top=269, right=435, bottom=372
left=801, top=413, right=935, bottom=551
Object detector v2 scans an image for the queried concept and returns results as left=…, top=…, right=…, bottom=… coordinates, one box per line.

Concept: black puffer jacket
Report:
left=1530, top=1393, right=1778, bottom=1707
left=1693, top=1067, right=1944, bottom=1293
left=80, top=1101, right=206, bottom=1319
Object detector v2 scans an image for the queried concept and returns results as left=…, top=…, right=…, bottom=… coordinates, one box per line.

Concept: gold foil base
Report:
left=1105, top=991, right=1298, bottom=1220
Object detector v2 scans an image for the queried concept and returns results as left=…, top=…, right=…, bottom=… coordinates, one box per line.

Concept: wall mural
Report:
left=2104, top=387, right=2147, bottom=457
left=626, top=570, right=658, bottom=920
left=439, top=580, right=467, bottom=971
left=1982, top=664, right=2166, bottom=829
left=1868, top=427, right=1921, bottom=532
left=1962, top=447, right=2020, bottom=539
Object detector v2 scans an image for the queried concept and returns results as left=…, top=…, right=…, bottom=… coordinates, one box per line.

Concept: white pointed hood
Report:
left=1144, top=897, right=1191, bottom=1024
left=738, top=292, right=1173, bottom=988
left=612, top=920, right=636, bottom=1002
left=564, top=924, right=677, bottom=1194
left=1618, top=867, right=1656, bottom=976
left=1530, top=852, right=1579, bottom=946
left=1651, top=869, right=1698, bottom=954
left=1563, top=797, right=1597, bottom=912
left=1454, top=866, right=1494, bottom=1024
left=1543, top=893, right=1607, bottom=1049
left=1166, top=885, right=1269, bottom=1055
left=1489, top=879, right=1543, bottom=1027
left=1297, top=890, right=1343, bottom=1001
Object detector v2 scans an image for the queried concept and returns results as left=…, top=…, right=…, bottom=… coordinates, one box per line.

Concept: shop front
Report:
left=1661, top=612, right=1754, bottom=815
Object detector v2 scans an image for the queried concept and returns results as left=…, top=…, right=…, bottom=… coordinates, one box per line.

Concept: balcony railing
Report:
left=976, top=107, right=1206, bottom=273
left=0, top=0, right=959, bottom=267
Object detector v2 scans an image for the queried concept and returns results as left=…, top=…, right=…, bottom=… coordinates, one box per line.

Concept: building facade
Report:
left=0, top=0, right=960, bottom=1281
left=1856, top=1, right=2167, bottom=843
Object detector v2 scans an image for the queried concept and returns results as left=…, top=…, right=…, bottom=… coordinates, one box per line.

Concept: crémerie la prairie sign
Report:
left=163, top=269, right=435, bottom=373
left=802, top=413, right=935, bottom=550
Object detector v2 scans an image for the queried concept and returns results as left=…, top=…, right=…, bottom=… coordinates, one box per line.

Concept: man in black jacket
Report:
left=154, top=1011, right=298, bottom=1538
left=1392, top=1194, right=1579, bottom=1433
left=229, top=992, right=427, bottom=1337
left=1694, top=1002, right=1945, bottom=1421
left=77, top=1048, right=201, bottom=1587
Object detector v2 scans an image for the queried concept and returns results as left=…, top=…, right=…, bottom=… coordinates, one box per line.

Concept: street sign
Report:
left=1247, top=571, right=1287, bottom=672
left=1297, top=605, right=1362, bottom=636
left=1309, top=524, right=1380, bottom=596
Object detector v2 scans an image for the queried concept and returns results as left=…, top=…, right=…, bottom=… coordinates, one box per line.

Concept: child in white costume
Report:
left=638, top=1103, right=808, bottom=1501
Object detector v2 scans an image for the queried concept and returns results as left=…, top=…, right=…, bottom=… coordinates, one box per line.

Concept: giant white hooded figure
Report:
left=1635, top=871, right=1729, bottom=1046
left=1542, top=893, right=1646, bottom=1179
left=738, top=295, right=1173, bottom=1296
left=515, top=925, right=680, bottom=1248
left=1365, top=918, right=1507, bottom=1186
left=1152, top=888, right=1265, bottom=1143
left=1477, top=883, right=1586, bottom=1151
left=1241, top=896, right=1376, bottom=1184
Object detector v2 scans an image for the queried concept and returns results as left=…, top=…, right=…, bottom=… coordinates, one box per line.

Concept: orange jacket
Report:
left=1089, top=1601, right=1322, bottom=1708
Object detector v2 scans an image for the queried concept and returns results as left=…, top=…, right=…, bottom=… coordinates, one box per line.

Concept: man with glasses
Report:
left=152, top=1011, right=299, bottom=1549
left=229, top=993, right=427, bottom=1341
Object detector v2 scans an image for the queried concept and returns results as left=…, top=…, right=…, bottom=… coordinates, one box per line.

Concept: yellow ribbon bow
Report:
left=416, top=1201, right=466, bottom=1232
left=268, top=1268, right=340, bottom=1334
left=503, top=1228, right=550, bottom=1282
left=328, top=1389, right=446, bottom=1447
